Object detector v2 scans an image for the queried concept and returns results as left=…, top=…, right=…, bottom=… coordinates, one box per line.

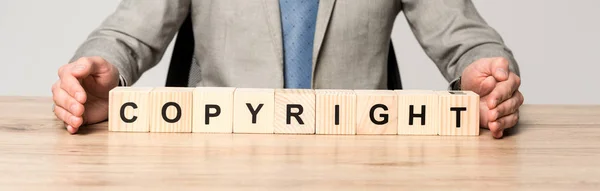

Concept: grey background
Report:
left=0, top=0, right=598, bottom=104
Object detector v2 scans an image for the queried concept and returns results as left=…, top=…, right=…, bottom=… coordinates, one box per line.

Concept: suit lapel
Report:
left=262, top=0, right=284, bottom=68
left=312, top=0, right=337, bottom=85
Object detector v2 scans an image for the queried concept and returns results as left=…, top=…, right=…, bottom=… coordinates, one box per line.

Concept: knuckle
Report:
left=65, top=97, right=74, bottom=108
left=55, top=107, right=66, bottom=121
left=514, top=76, right=522, bottom=87
left=519, top=97, right=524, bottom=106
left=79, top=57, right=93, bottom=65
left=498, top=57, right=509, bottom=64
left=511, top=115, right=519, bottom=126
left=52, top=90, right=60, bottom=102
left=489, top=121, right=499, bottom=131
left=61, top=109, right=71, bottom=122
left=90, top=56, right=102, bottom=63
left=513, top=110, right=520, bottom=118
left=501, top=92, right=510, bottom=101
left=496, top=92, right=509, bottom=102
left=490, top=91, right=501, bottom=100
left=495, top=57, right=509, bottom=67
left=517, top=92, right=525, bottom=105
left=510, top=103, right=519, bottom=114
left=60, top=79, right=69, bottom=90
left=488, top=110, right=496, bottom=120
left=502, top=82, right=512, bottom=92
left=59, top=71, right=73, bottom=82
left=61, top=83, right=76, bottom=96
left=511, top=99, right=519, bottom=112
left=51, top=82, right=58, bottom=93
left=52, top=88, right=59, bottom=98
left=70, top=83, right=81, bottom=92
left=53, top=110, right=61, bottom=119
left=493, top=110, right=501, bottom=120
left=77, top=57, right=89, bottom=63
left=52, top=93, right=64, bottom=106
left=54, top=96, right=66, bottom=108
left=58, top=65, right=66, bottom=77
left=496, top=119, right=504, bottom=127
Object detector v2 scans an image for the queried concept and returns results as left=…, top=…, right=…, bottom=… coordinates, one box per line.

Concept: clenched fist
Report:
left=460, top=57, right=524, bottom=139
left=52, top=57, right=119, bottom=134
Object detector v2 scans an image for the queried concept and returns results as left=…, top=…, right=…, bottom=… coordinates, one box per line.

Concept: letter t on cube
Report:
left=438, top=91, right=480, bottom=136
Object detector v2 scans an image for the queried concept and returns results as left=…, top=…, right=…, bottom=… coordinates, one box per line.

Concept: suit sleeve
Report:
left=70, top=0, right=191, bottom=85
left=400, top=0, right=520, bottom=85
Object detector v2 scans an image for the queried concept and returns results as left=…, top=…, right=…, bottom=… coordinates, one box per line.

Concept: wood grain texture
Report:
left=438, top=91, right=480, bottom=136
left=274, top=89, right=315, bottom=134
left=2, top=97, right=600, bottom=190
left=315, top=89, right=356, bottom=135
left=355, top=90, right=398, bottom=135
left=519, top=104, right=600, bottom=125
left=108, top=87, right=153, bottom=132
left=396, top=90, right=439, bottom=135
left=233, top=88, right=275, bottom=134
left=192, top=87, right=235, bottom=133
left=149, top=87, right=194, bottom=133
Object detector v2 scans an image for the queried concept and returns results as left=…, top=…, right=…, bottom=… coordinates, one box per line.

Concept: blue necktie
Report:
left=279, top=0, right=319, bottom=89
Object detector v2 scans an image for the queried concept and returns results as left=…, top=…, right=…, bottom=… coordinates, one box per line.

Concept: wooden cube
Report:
left=108, top=87, right=153, bottom=132
left=149, top=87, right=194, bottom=133
left=192, top=87, right=235, bottom=133
left=233, top=88, right=275, bottom=134
left=315, top=90, right=356, bottom=135
left=274, top=89, right=316, bottom=134
left=438, top=91, right=480, bottom=136
left=355, top=90, right=398, bottom=135
left=396, top=90, right=439, bottom=135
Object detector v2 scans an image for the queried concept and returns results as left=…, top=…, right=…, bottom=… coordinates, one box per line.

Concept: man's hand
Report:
left=460, top=57, right=524, bottom=139
left=52, top=57, right=119, bottom=134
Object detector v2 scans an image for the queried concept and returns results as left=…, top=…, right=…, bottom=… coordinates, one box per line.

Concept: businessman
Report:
left=52, top=0, right=523, bottom=138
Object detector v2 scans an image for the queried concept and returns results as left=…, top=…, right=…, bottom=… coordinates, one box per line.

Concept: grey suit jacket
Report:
left=72, top=0, right=519, bottom=89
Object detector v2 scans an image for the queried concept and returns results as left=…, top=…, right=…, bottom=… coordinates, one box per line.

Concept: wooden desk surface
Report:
left=1, top=97, right=600, bottom=190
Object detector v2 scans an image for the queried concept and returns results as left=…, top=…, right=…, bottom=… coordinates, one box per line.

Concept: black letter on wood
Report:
left=205, top=104, right=221, bottom=125
left=162, top=102, right=182, bottom=123
left=334, top=105, right=340, bottom=125
left=450, top=107, right=467, bottom=128
left=246, top=103, right=264, bottom=124
left=370, top=104, right=389, bottom=125
left=120, top=102, right=138, bottom=123
left=286, top=104, right=304, bottom=125
left=409, top=105, right=426, bottom=125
